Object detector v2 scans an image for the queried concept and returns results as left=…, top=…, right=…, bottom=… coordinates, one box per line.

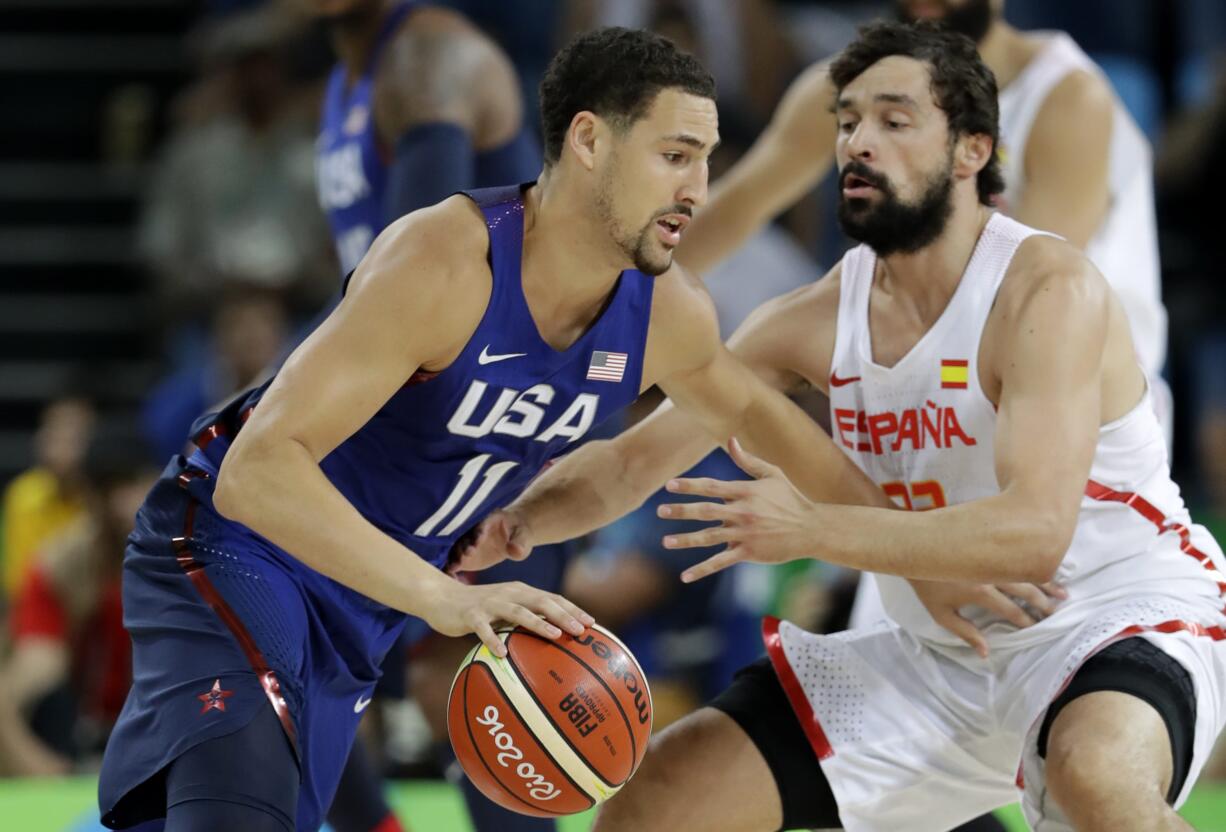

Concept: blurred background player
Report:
left=311, top=3, right=558, bottom=832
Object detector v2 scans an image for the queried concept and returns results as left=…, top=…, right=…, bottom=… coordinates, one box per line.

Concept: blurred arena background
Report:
left=0, top=0, right=1224, bottom=829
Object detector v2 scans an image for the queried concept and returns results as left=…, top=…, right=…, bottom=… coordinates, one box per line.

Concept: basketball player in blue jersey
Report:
left=313, top=0, right=539, bottom=274
left=311, top=4, right=549, bottom=831
left=97, top=27, right=881, bottom=832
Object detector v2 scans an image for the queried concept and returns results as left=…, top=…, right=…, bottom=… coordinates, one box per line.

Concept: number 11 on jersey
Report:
left=415, top=454, right=519, bottom=538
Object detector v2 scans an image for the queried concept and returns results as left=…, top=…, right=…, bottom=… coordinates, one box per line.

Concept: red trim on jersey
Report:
left=173, top=469, right=299, bottom=754
left=1084, top=479, right=1226, bottom=597
left=763, top=616, right=834, bottom=760
left=194, top=406, right=254, bottom=451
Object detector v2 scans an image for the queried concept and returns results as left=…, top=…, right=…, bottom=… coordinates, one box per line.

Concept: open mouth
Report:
left=842, top=173, right=880, bottom=198
left=655, top=213, right=689, bottom=246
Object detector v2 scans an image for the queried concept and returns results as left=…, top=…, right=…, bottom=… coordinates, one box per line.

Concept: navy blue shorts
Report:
left=99, top=457, right=407, bottom=831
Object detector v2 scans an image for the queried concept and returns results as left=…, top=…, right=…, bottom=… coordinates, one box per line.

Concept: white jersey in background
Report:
left=767, top=215, right=1226, bottom=831
left=997, top=31, right=1168, bottom=387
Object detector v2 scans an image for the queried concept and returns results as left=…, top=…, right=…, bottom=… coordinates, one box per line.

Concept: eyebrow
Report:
left=663, top=133, right=721, bottom=152
left=836, top=92, right=922, bottom=111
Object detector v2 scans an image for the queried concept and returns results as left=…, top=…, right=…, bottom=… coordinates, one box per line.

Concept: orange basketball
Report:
left=447, top=623, right=653, bottom=817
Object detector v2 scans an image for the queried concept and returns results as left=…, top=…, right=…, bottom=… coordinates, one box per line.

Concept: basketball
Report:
left=446, top=623, right=653, bottom=817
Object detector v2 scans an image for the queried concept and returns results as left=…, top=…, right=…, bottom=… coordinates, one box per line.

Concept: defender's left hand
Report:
left=659, top=438, right=820, bottom=582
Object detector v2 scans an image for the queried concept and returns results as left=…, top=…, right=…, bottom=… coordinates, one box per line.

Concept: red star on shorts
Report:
left=197, top=679, right=234, bottom=714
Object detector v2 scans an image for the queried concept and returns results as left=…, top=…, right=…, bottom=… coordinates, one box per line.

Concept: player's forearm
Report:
left=738, top=392, right=892, bottom=509
left=512, top=407, right=719, bottom=545
left=213, top=437, right=449, bottom=615
left=800, top=494, right=1067, bottom=583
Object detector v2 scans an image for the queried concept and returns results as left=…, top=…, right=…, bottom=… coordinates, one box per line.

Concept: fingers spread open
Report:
left=657, top=501, right=733, bottom=522
left=665, top=477, right=744, bottom=499
left=663, top=524, right=737, bottom=550
left=680, top=548, right=743, bottom=583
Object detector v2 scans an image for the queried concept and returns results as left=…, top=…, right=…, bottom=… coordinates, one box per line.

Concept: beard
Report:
left=896, top=0, right=994, bottom=43
left=594, top=163, right=676, bottom=277
left=837, top=158, right=955, bottom=257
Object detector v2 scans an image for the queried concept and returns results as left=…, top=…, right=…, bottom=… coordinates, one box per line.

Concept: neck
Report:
left=329, top=0, right=389, bottom=78
left=520, top=171, right=630, bottom=350
left=976, top=20, right=1040, bottom=91
left=875, top=196, right=993, bottom=323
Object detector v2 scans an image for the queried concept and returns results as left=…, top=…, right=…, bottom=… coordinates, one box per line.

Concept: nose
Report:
left=844, top=122, right=876, bottom=163
left=676, top=160, right=709, bottom=209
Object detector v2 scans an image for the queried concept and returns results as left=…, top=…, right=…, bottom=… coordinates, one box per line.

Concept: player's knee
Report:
left=591, top=732, right=687, bottom=832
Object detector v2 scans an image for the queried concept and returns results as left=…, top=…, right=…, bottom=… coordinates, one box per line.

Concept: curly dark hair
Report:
left=830, top=21, right=1005, bottom=205
left=539, top=27, right=716, bottom=166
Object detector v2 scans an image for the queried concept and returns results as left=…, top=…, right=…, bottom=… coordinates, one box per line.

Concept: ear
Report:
left=566, top=111, right=604, bottom=171
left=954, top=132, right=994, bottom=181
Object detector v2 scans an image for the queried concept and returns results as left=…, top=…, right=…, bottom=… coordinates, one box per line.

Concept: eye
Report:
left=663, top=151, right=685, bottom=164
left=839, top=120, right=857, bottom=134
left=885, top=118, right=908, bottom=130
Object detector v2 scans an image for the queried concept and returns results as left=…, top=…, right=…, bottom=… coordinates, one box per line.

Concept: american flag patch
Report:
left=587, top=350, right=628, bottom=383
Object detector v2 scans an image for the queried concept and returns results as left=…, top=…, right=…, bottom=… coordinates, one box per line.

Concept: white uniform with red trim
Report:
left=768, top=213, right=1226, bottom=832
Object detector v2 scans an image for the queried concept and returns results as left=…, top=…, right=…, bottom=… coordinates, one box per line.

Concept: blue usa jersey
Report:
left=193, top=184, right=654, bottom=572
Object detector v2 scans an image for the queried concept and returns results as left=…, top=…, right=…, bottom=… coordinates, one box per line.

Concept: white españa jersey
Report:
left=828, top=213, right=1225, bottom=650
left=781, top=214, right=1226, bottom=831
left=997, top=31, right=1167, bottom=379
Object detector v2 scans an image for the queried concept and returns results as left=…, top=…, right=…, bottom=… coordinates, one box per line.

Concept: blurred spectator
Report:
left=1, top=395, right=96, bottom=601
left=138, top=5, right=336, bottom=334
left=0, top=424, right=157, bottom=776
left=141, top=284, right=291, bottom=461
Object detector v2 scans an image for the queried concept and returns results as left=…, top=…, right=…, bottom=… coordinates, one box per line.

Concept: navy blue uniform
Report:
left=98, top=186, right=654, bottom=831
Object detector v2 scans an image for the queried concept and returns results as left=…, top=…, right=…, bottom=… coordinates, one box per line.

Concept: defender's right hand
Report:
left=424, top=577, right=593, bottom=658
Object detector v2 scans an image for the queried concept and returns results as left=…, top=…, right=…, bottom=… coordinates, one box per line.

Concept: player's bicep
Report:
left=993, top=262, right=1108, bottom=544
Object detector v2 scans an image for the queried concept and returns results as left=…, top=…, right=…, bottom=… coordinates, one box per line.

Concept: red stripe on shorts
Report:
left=173, top=469, right=299, bottom=754
left=763, top=615, right=834, bottom=760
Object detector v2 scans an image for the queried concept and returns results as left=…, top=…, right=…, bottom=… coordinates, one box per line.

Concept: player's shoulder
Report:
left=999, top=233, right=1109, bottom=316
left=1034, top=65, right=1114, bottom=136
left=380, top=5, right=502, bottom=88
left=349, top=195, right=491, bottom=307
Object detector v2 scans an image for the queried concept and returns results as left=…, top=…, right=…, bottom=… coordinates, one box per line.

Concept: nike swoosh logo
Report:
left=829, top=372, right=862, bottom=387
left=478, top=345, right=527, bottom=365
left=354, top=695, right=373, bottom=714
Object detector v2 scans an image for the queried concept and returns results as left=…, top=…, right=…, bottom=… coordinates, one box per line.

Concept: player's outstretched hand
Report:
left=909, top=579, right=1068, bottom=658
left=425, top=577, right=594, bottom=658
left=659, top=437, right=819, bottom=582
left=446, top=510, right=534, bottom=576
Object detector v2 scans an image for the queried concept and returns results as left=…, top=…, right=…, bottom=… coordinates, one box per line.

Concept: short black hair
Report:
left=830, top=21, right=1005, bottom=206
left=539, top=27, right=716, bottom=166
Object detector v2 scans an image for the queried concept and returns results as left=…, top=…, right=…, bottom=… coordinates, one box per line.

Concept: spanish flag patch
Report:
left=940, top=359, right=969, bottom=389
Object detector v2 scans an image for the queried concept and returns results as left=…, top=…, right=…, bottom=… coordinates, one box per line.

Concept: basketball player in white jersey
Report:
left=676, top=0, right=1171, bottom=636
left=678, top=0, right=1168, bottom=422
left=453, top=22, right=1226, bottom=831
